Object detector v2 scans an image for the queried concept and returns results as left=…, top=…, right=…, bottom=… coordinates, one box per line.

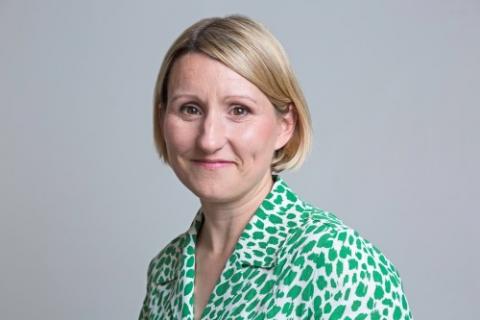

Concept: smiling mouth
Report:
left=191, top=159, right=234, bottom=169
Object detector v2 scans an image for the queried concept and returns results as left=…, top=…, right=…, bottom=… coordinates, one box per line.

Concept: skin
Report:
left=161, top=52, right=296, bottom=320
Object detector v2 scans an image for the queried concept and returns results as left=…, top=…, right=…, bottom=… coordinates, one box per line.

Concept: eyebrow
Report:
left=225, top=95, right=257, bottom=104
left=168, top=93, right=257, bottom=104
left=168, top=94, right=198, bottom=104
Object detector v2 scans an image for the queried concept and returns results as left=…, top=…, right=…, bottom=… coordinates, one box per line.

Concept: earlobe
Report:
left=275, top=103, right=297, bottom=150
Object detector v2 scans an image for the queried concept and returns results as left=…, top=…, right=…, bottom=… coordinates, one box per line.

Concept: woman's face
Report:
left=162, top=53, right=294, bottom=204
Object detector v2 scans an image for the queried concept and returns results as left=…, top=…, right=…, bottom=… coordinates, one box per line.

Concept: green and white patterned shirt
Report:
left=139, top=176, right=413, bottom=319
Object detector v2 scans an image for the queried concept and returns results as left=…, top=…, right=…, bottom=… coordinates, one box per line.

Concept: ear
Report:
left=274, top=103, right=297, bottom=150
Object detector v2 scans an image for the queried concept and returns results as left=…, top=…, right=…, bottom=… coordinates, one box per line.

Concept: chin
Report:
left=176, top=172, right=237, bottom=202
left=195, top=181, right=237, bottom=202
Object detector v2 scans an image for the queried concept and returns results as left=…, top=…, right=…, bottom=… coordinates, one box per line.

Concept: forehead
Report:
left=167, top=53, right=261, bottom=97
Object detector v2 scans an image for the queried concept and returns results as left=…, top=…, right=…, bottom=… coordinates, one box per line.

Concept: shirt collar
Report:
left=157, top=176, right=306, bottom=285
left=186, top=175, right=305, bottom=268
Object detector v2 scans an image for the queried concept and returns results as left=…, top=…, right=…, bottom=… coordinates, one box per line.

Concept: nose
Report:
left=196, top=110, right=226, bottom=154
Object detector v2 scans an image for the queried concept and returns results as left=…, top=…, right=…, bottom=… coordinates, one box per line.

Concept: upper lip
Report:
left=192, top=159, right=234, bottom=163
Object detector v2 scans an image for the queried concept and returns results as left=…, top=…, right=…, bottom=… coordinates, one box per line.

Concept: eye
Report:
left=230, top=105, right=250, bottom=117
left=180, top=104, right=202, bottom=116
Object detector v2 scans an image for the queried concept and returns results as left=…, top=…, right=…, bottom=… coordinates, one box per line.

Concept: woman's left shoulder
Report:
left=293, top=202, right=401, bottom=278
left=280, top=203, right=413, bottom=319
left=287, top=204, right=399, bottom=286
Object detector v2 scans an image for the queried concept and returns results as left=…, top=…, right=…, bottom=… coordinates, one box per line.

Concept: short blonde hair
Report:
left=153, top=15, right=312, bottom=172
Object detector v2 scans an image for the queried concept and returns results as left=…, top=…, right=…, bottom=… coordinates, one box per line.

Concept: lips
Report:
left=191, top=159, right=235, bottom=169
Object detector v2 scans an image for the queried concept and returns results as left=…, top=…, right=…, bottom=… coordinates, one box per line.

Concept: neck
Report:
left=197, top=174, right=274, bottom=255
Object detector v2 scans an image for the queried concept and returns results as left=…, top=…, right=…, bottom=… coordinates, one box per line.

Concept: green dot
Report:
left=373, top=271, right=383, bottom=283
left=186, top=256, right=194, bottom=267
left=287, top=285, right=302, bottom=299
left=263, top=201, right=274, bottom=210
left=215, top=282, right=229, bottom=296
left=284, top=270, right=297, bottom=286
left=355, top=282, right=367, bottom=297
left=351, top=300, right=361, bottom=311
left=329, top=305, right=346, bottom=320
left=300, top=265, right=313, bottom=281
left=282, top=302, right=293, bottom=316
left=374, top=285, right=384, bottom=299
left=268, top=214, right=283, bottom=224
left=302, top=282, right=314, bottom=301
left=393, top=306, right=402, bottom=320
left=260, top=280, right=275, bottom=294
left=336, top=260, right=344, bottom=277
left=316, top=275, right=327, bottom=290
left=244, top=288, right=256, bottom=301
left=328, top=248, right=338, bottom=261
left=295, top=303, right=306, bottom=317
left=339, top=245, right=351, bottom=258
left=354, top=313, right=367, bottom=320
left=182, top=303, right=189, bottom=316
left=267, top=305, right=281, bottom=318
left=286, top=190, right=297, bottom=201
left=183, top=282, right=193, bottom=295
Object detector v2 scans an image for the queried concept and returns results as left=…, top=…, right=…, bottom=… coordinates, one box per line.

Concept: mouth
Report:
left=191, top=159, right=235, bottom=169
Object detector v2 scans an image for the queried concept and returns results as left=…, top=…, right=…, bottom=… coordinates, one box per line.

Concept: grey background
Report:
left=1, top=1, right=478, bottom=319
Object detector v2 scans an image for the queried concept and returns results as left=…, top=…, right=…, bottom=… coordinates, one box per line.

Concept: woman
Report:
left=140, top=15, right=412, bottom=320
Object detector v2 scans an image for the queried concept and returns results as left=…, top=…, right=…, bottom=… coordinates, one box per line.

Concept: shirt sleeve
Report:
left=311, top=227, right=413, bottom=320
left=138, top=259, right=155, bottom=320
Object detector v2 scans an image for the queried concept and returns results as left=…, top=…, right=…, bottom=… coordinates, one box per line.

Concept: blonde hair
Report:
left=153, top=14, right=312, bottom=172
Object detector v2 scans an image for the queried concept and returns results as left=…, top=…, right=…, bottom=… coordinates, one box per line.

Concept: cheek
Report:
left=234, top=119, right=278, bottom=155
left=163, top=117, right=195, bottom=155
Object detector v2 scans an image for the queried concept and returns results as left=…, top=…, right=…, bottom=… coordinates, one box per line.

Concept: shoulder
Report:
left=279, top=202, right=413, bottom=319
left=286, top=201, right=401, bottom=279
left=139, top=233, right=189, bottom=319
left=146, top=232, right=188, bottom=284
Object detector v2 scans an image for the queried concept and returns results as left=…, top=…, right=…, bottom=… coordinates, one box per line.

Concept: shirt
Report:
left=139, top=176, right=413, bottom=319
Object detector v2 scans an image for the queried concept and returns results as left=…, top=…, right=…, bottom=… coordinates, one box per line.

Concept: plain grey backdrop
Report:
left=1, top=0, right=478, bottom=319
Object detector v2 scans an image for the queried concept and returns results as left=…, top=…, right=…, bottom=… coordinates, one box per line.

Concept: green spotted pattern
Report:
left=139, top=176, right=413, bottom=319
